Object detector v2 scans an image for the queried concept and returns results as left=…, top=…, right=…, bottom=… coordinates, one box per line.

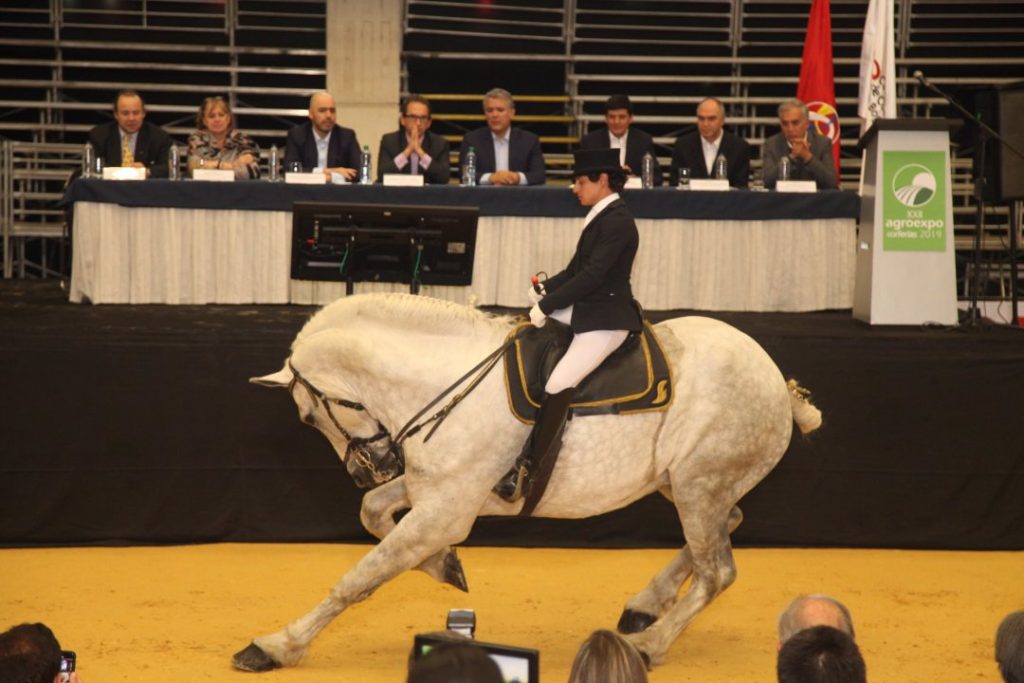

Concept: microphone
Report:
left=913, top=70, right=931, bottom=88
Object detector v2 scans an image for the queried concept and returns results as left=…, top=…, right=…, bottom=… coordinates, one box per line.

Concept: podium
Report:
left=853, top=120, right=958, bottom=325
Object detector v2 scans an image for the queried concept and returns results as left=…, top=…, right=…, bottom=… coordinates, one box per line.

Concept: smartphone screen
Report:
left=60, top=650, right=76, bottom=682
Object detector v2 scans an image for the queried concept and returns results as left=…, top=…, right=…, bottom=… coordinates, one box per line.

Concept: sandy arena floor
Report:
left=2, top=544, right=1021, bottom=683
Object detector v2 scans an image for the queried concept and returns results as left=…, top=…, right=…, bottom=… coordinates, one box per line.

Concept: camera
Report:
left=59, top=650, right=76, bottom=683
left=446, top=608, right=476, bottom=638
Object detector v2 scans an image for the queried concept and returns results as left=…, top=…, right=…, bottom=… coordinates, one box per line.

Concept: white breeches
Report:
left=545, top=306, right=630, bottom=395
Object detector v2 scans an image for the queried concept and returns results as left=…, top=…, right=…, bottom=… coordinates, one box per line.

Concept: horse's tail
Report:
left=786, top=379, right=822, bottom=435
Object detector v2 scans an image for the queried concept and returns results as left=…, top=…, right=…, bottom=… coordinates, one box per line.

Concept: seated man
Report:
left=87, top=90, right=172, bottom=178
left=284, top=91, right=361, bottom=181
left=670, top=96, right=751, bottom=188
left=579, top=94, right=661, bottom=185
left=996, top=610, right=1024, bottom=683
left=0, top=622, right=83, bottom=683
left=762, top=98, right=837, bottom=189
left=778, top=594, right=856, bottom=648
left=458, top=88, right=546, bottom=186
left=376, top=95, right=451, bottom=184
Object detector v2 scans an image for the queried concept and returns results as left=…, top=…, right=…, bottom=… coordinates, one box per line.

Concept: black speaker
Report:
left=974, top=81, right=1024, bottom=202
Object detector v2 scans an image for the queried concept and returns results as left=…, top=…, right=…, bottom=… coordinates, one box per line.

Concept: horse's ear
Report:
left=250, top=367, right=292, bottom=388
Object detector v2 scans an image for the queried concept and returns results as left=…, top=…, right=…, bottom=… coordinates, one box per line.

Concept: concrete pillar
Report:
left=326, top=0, right=402, bottom=178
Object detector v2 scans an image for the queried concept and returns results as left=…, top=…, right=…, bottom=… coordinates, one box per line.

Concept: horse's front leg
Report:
left=232, top=500, right=477, bottom=672
left=360, top=476, right=467, bottom=592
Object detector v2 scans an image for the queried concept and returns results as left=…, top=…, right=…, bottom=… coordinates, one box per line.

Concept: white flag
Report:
left=858, top=0, right=897, bottom=134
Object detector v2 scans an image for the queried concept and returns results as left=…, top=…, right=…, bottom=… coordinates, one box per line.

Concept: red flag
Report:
left=797, top=0, right=841, bottom=178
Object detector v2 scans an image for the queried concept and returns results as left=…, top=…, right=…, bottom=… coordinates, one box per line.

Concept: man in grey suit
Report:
left=762, top=98, right=837, bottom=189
left=458, top=88, right=546, bottom=186
left=579, top=94, right=661, bottom=185
left=670, top=97, right=750, bottom=188
left=376, top=95, right=451, bottom=184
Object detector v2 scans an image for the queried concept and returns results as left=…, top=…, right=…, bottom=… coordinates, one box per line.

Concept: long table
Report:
left=63, top=179, right=860, bottom=311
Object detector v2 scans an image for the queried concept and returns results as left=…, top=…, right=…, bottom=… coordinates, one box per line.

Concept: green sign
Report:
left=882, top=151, right=948, bottom=251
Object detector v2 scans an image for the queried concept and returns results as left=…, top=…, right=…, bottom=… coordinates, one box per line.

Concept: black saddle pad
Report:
left=503, top=320, right=673, bottom=423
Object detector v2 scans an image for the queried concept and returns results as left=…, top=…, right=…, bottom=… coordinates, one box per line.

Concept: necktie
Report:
left=122, top=136, right=134, bottom=165
left=410, top=153, right=419, bottom=175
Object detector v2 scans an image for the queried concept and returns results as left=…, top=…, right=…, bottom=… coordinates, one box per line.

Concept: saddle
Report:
left=503, top=320, right=674, bottom=424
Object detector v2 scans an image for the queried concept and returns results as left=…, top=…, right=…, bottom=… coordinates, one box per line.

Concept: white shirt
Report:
left=701, top=131, right=723, bottom=175
left=314, top=128, right=332, bottom=170
left=583, top=192, right=620, bottom=229
left=608, top=130, right=628, bottom=167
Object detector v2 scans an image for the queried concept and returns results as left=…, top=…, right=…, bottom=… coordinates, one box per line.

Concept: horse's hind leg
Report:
left=360, top=477, right=467, bottom=592
left=624, top=493, right=742, bottom=666
left=619, top=502, right=743, bottom=634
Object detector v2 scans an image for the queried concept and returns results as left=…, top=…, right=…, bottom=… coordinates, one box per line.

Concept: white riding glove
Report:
left=527, top=285, right=546, bottom=305
left=529, top=303, right=547, bottom=328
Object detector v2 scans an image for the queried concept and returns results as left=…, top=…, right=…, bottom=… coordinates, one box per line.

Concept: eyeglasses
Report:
left=402, top=114, right=430, bottom=121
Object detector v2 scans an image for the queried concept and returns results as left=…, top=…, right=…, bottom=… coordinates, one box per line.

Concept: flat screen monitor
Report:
left=412, top=633, right=539, bottom=683
left=291, top=201, right=478, bottom=286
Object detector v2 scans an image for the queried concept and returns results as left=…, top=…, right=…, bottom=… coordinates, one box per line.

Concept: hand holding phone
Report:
left=59, top=650, right=76, bottom=683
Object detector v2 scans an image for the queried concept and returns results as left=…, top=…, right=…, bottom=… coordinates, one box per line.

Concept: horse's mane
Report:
left=293, top=293, right=515, bottom=349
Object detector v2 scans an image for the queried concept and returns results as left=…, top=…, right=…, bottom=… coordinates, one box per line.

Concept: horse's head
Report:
left=251, top=363, right=403, bottom=488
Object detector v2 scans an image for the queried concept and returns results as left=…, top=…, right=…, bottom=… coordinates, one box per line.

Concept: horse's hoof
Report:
left=444, top=549, right=469, bottom=592
left=617, top=609, right=657, bottom=634
left=232, top=642, right=282, bottom=672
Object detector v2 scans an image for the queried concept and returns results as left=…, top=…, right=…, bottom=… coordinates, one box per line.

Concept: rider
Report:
left=496, top=147, right=644, bottom=503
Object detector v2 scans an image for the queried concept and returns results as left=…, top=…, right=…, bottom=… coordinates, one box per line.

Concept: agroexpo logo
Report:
left=891, top=163, right=937, bottom=208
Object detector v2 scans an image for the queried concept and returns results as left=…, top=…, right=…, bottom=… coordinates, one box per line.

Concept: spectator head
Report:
left=113, top=89, right=146, bottom=135
left=996, top=610, right=1024, bottom=683
left=406, top=640, right=502, bottom=683
left=308, top=91, right=337, bottom=135
left=568, top=629, right=648, bottom=683
left=604, top=94, right=634, bottom=137
left=778, top=594, right=855, bottom=648
left=0, top=622, right=62, bottom=683
left=777, top=625, right=866, bottom=683
left=196, top=96, right=234, bottom=136
left=777, top=98, right=810, bottom=142
left=696, top=97, right=725, bottom=143
left=482, top=88, right=515, bottom=136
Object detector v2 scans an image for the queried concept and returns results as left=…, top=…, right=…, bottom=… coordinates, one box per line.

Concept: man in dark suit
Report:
left=458, top=88, right=545, bottom=186
left=495, top=148, right=642, bottom=504
left=578, top=94, right=662, bottom=185
left=87, top=90, right=172, bottom=178
left=670, top=97, right=751, bottom=188
left=762, top=98, right=837, bottom=190
left=376, top=95, right=451, bottom=184
left=283, top=91, right=361, bottom=180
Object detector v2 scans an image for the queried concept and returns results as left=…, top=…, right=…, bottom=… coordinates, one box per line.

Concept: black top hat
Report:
left=572, top=148, right=621, bottom=177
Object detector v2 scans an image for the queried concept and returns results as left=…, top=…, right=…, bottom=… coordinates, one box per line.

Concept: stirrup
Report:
left=494, top=460, right=530, bottom=502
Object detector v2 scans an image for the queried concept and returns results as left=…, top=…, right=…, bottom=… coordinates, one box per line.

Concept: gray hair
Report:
left=778, top=594, right=855, bottom=643
left=483, top=88, right=515, bottom=110
left=778, top=98, right=808, bottom=120
left=996, top=610, right=1024, bottom=683
left=697, top=96, right=725, bottom=117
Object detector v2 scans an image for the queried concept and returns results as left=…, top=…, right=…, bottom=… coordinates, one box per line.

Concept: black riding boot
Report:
left=494, top=388, right=574, bottom=504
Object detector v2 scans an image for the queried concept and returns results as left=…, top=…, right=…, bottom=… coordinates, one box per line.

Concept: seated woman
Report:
left=188, top=96, right=261, bottom=179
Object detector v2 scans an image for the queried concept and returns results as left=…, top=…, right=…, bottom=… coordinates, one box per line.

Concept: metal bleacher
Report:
left=2, top=0, right=1022, bottom=305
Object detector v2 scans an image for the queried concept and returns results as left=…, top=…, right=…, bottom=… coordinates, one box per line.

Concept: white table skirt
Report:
left=70, top=201, right=856, bottom=311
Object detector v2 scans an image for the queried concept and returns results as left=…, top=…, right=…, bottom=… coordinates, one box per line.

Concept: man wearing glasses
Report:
left=377, top=95, right=451, bottom=184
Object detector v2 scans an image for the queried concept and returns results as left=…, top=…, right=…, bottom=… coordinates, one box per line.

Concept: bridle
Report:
left=283, top=328, right=521, bottom=487
left=286, top=359, right=403, bottom=486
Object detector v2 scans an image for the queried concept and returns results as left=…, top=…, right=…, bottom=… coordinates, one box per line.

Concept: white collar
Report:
left=584, top=192, right=620, bottom=227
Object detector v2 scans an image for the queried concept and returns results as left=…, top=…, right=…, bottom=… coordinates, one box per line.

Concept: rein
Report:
left=285, top=327, right=522, bottom=485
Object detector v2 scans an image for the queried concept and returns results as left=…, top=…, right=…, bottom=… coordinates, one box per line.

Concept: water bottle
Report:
left=83, top=142, right=95, bottom=179
left=359, top=145, right=372, bottom=184
left=714, top=154, right=728, bottom=181
left=779, top=156, right=791, bottom=183
left=462, top=146, right=477, bottom=186
left=641, top=152, right=655, bottom=189
left=267, top=144, right=279, bottom=182
left=168, top=144, right=181, bottom=180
